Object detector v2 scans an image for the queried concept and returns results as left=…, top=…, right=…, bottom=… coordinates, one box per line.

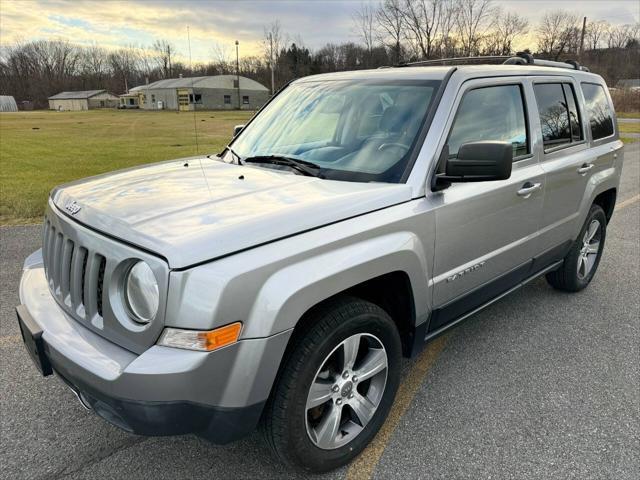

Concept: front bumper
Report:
left=18, top=252, right=291, bottom=443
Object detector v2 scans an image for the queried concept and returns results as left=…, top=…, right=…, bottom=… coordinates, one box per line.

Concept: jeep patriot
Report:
left=17, top=55, right=623, bottom=472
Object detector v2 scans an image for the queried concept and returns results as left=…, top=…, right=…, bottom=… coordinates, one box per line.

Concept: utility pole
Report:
left=235, top=40, right=240, bottom=110
left=579, top=16, right=587, bottom=59
left=269, top=33, right=275, bottom=96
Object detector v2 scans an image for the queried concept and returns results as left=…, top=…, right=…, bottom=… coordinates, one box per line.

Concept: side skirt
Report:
left=423, top=260, right=563, bottom=344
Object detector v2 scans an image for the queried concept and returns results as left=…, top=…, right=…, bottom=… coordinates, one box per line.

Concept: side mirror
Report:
left=435, top=141, right=512, bottom=188
left=233, top=124, right=245, bottom=137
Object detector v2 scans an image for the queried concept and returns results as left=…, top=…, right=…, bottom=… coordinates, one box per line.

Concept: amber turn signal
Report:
left=157, top=322, right=243, bottom=352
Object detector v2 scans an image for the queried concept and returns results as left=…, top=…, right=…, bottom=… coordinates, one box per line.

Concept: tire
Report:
left=546, top=204, right=607, bottom=292
left=261, top=296, right=402, bottom=472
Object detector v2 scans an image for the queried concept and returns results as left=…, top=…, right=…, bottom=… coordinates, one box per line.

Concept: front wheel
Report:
left=261, top=297, right=402, bottom=472
left=546, top=204, right=607, bottom=292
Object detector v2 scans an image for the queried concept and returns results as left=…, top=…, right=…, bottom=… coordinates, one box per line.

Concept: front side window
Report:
left=534, top=83, right=583, bottom=149
left=227, top=79, right=441, bottom=183
left=447, top=84, right=529, bottom=159
left=581, top=83, right=614, bottom=140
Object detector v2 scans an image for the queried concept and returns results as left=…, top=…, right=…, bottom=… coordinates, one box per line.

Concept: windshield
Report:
left=226, top=79, right=441, bottom=183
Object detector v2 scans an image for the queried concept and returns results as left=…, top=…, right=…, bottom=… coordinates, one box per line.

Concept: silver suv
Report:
left=17, top=56, right=623, bottom=472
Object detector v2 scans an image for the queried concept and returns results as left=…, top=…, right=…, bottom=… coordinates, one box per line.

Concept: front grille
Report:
left=42, top=218, right=106, bottom=321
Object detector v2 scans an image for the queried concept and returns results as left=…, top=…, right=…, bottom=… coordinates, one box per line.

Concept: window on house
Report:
left=189, top=93, right=202, bottom=104
left=533, top=83, right=583, bottom=150
left=233, top=79, right=239, bottom=88
left=242, top=95, right=249, bottom=104
left=581, top=83, right=614, bottom=140
left=224, top=95, right=231, bottom=105
left=447, top=84, right=529, bottom=159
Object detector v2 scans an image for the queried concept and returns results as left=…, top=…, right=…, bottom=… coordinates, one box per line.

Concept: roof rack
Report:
left=392, top=52, right=590, bottom=72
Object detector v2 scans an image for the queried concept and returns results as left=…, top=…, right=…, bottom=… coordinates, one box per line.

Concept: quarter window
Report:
left=447, top=84, right=529, bottom=159
left=533, top=83, right=583, bottom=149
left=581, top=83, right=614, bottom=140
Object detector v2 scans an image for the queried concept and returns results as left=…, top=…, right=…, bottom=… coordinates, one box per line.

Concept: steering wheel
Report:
left=378, top=142, right=410, bottom=153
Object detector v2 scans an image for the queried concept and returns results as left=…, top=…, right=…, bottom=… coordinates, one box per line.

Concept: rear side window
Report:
left=533, top=83, right=583, bottom=150
left=581, top=83, right=615, bottom=140
left=447, top=84, right=529, bottom=159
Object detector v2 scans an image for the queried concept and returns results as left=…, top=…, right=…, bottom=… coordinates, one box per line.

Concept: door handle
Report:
left=577, top=163, right=594, bottom=175
left=517, top=182, right=542, bottom=198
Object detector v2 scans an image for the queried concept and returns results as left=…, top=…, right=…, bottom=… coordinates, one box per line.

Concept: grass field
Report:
left=0, top=110, right=253, bottom=224
left=619, top=118, right=640, bottom=144
left=1, top=109, right=638, bottom=225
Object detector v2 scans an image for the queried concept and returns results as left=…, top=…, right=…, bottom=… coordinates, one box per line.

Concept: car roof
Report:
left=294, top=64, right=602, bottom=84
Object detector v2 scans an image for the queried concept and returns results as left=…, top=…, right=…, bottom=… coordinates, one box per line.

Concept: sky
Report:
left=1, top=0, right=639, bottom=63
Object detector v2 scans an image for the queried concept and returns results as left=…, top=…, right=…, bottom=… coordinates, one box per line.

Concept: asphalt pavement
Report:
left=1, top=143, right=638, bottom=479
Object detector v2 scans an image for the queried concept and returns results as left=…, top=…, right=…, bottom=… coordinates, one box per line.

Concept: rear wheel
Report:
left=261, top=297, right=401, bottom=472
left=546, top=204, right=607, bottom=292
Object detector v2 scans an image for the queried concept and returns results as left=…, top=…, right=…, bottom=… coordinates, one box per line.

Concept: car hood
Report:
left=51, top=157, right=412, bottom=269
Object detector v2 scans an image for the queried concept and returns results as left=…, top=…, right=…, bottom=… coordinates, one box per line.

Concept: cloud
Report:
left=1, top=0, right=638, bottom=63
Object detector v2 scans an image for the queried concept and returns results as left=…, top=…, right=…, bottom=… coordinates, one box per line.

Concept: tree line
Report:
left=0, top=0, right=638, bottom=109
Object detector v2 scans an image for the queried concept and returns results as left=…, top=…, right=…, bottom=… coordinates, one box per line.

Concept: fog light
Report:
left=158, top=322, right=242, bottom=352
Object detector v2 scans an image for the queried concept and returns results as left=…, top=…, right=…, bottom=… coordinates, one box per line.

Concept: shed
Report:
left=131, top=75, right=269, bottom=111
left=0, top=95, right=18, bottom=112
left=48, top=90, right=119, bottom=111
left=615, top=79, right=640, bottom=90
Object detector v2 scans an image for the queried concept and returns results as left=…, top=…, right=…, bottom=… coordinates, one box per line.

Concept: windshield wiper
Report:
left=244, top=155, right=323, bottom=177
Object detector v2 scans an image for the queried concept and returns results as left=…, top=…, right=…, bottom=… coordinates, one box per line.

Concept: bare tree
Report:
left=152, top=39, right=174, bottom=78
left=399, top=0, right=443, bottom=59
left=352, top=2, right=377, bottom=65
left=456, top=0, right=495, bottom=56
left=376, top=0, right=404, bottom=64
left=607, top=24, right=636, bottom=49
left=437, top=0, right=459, bottom=57
left=536, top=10, right=581, bottom=59
left=586, top=20, right=609, bottom=51
left=493, top=10, right=529, bottom=55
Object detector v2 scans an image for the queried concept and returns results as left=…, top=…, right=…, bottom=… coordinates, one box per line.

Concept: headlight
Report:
left=125, top=261, right=159, bottom=324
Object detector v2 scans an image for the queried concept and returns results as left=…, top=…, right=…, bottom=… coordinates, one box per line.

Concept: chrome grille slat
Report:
left=71, top=247, right=87, bottom=317
left=60, top=239, right=74, bottom=303
left=83, top=251, right=101, bottom=320
left=42, top=220, right=51, bottom=271
left=52, top=232, right=63, bottom=293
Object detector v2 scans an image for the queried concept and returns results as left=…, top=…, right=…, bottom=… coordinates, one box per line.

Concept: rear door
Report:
left=532, top=78, right=614, bottom=253
left=429, top=77, right=546, bottom=332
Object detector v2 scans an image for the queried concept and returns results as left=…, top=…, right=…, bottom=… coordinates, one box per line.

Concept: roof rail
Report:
left=504, top=52, right=590, bottom=72
left=393, top=52, right=590, bottom=72
left=397, top=56, right=510, bottom=67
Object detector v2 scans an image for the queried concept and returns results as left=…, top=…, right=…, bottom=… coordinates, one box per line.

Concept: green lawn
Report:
left=0, top=110, right=253, bottom=224
left=618, top=118, right=640, bottom=144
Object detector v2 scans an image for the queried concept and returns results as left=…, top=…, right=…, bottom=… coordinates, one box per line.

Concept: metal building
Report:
left=0, top=95, right=18, bottom=112
left=130, top=75, right=270, bottom=111
left=48, top=90, right=119, bottom=111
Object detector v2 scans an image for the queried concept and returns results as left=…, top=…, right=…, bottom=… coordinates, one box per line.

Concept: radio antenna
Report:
left=187, top=26, right=200, bottom=154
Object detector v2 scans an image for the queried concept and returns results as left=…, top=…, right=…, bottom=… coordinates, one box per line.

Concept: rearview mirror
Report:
left=435, top=141, right=512, bottom=188
left=233, top=124, right=245, bottom=137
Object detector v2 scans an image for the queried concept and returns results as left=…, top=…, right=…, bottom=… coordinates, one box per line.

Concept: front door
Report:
left=429, top=79, right=545, bottom=332
left=177, top=89, right=190, bottom=111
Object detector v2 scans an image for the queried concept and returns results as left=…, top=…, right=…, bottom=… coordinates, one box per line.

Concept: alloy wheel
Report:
left=305, top=333, right=388, bottom=450
left=577, top=219, right=601, bottom=279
